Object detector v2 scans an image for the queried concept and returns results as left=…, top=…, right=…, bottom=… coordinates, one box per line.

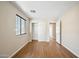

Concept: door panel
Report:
left=32, top=23, right=38, bottom=40
left=56, top=20, right=61, bottom=44
left=49, top=23, right=56, bottom=39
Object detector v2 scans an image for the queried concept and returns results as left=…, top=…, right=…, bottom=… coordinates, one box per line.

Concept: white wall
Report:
left=61, top=5, right=79, bottom=57
left=0, top=2, right=31, bottom=57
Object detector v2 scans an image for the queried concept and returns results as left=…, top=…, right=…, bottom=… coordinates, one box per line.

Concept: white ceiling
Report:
left=13, top=1, right=79, bottom=21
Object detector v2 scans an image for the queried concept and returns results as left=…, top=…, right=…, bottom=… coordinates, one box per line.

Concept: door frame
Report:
left=60, top=20, right=62, bottom=45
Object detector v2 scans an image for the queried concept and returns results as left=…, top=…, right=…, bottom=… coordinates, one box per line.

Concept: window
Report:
left=16, top=14, right=26, bottom=35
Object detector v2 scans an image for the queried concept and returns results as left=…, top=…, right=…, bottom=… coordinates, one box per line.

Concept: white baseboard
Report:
left=8, top=39, right=32, bottom=58
left=32, top=39, right=49, bottom=42
left=38, top=40, right=49, bottom=42
left=62, top=44, right=79, bottom=57
left=0, top=54, right=8, bottom=58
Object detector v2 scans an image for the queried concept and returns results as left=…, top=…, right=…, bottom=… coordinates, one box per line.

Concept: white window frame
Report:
left=16, top=14, right=26, bottom=35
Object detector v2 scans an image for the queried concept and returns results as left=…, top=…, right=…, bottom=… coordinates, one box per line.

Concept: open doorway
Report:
left=49, top=23, right=56, bottom=40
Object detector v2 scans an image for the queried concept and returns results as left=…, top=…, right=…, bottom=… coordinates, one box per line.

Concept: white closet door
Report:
left=32, top=23, right=38, bottom=40
left=56, top=20, right=61, bottom=44
left=49, top=23, right=56, bottom=39
left=49, top=24, right=53, bottom=38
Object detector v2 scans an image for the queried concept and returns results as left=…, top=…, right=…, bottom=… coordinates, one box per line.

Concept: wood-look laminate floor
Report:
left=13, top=39, right=77, bottom=58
